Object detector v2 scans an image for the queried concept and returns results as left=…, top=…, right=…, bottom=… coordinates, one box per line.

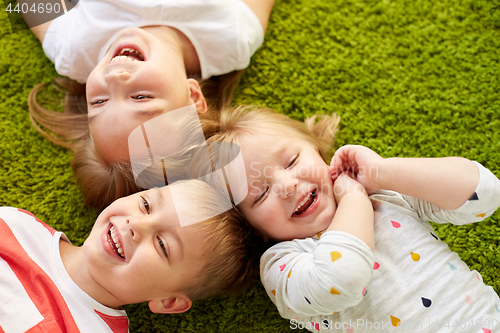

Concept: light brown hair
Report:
left=28, top=71, right=244, bottom=209
left=202, top=105, right=341, bottom=163
left=186, top=207, right=264, bottom=300
left=166, top=180, right=265, bottom=300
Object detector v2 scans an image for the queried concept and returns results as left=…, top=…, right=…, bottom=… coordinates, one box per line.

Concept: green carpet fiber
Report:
left=1, top=0, right=500, bottom=331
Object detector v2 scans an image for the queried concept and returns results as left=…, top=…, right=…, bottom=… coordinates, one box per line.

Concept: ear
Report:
left=148, top=295, right=192, bottom=314
left=187, top=79, right=207, bottom=115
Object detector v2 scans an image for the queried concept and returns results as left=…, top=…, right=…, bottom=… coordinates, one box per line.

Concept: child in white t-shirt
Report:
left=23, top=0, right=275, bottom=209
left=205, top=106, right=500, bottom=333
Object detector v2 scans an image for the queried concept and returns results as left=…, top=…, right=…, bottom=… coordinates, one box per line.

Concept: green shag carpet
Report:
left=1, top=0, right=500, bottom=332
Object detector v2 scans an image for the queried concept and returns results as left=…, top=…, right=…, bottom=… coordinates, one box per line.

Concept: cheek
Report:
left=321, top=194, right=337, bottom=223
left=315, top=162, right=330, bottom=177
left=254, top=203, right=284, bottom=229
left=316, top=172, right=333, bottom=194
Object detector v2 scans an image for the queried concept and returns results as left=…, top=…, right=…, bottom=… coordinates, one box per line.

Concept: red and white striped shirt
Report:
left=0, top=207, right=129, bottom=333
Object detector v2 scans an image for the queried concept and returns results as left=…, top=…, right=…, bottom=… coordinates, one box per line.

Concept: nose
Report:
left=104, top=70, right=132, bottom=87
left=278, top=171, right=298, bottom=199
left=127, top=216, right=161, bottom=242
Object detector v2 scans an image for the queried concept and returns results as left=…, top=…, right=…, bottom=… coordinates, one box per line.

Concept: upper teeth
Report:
left=110, top=225, right=123, bottom=256
left=110, top=48, right=144, bottom=63
left=294, top=191, right=314, bottom=213
left=110, top=55, right=138, bottom=63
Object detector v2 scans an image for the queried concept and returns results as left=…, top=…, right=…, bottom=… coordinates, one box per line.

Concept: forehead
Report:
left=238, top=132, right=312, bottom=166
left=144, top=187, right=181, bottom=226
left=240, top=133, right=289, bottom=156
left=149, top=187, right=212, bottom=256
left=178, top=224, right=211, bottom=256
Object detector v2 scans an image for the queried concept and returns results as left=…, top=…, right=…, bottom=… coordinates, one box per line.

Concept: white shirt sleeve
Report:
left=260, top=231, right=375, bottom=319
left=232, top=0, right=264, bottom=71
left=398, top=162, right=500, bottom=225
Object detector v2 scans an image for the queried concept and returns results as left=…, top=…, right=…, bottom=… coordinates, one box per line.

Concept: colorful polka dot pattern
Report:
left=271, top=205, right=495, bottom=329
left=373, top=219, right=487, bottom=329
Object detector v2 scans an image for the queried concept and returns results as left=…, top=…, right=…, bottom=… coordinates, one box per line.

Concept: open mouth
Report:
left=110, top=47, right=145, bottom=63
left=107, top=225, right=125, bottom=260
left=292, top=189, right=318, bottom=216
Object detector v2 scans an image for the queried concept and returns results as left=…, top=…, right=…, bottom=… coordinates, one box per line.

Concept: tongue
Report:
left=295, top=194, right=314, bottom=215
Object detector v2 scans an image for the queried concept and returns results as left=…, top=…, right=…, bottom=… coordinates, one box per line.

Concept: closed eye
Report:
left=255, top=187, right=269, bottom=204
left=286, top=153, right=300, bottom=169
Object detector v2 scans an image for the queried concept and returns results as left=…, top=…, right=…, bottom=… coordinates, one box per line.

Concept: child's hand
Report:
left=333, top=172, right=368, bottom=204
left=330, top=145, right=384, bottom=194
left=328, top=172, right=375, bottom=251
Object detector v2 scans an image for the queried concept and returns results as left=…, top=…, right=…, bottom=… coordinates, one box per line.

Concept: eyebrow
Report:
left=87, top=108, right=166, bottom=124
left=273, top=145, right=289, bottom=159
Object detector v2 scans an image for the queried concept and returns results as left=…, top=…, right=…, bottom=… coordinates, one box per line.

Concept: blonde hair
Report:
left=202, top=105, right=341, bottom=163
left=167, top=180, right=264, bottom=300
left=28, top=71, right=244, bottom=209
left=186, top=207, right=264, bottom=300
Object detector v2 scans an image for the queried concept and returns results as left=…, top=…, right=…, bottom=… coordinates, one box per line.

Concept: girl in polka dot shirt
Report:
left=206, top=106, right=500, bottom=333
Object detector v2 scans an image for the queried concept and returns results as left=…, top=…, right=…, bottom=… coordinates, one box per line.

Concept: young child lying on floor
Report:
left=24, top=0, right=274, bottom=209
left=0, top=180, right=262, bottom=332
left=204, top=106, right=500, bottom=333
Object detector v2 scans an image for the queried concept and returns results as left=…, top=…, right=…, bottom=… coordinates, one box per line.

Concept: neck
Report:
left=59, top=240, right=122, bottom=310
left=141, top=25, right=200, bottom=76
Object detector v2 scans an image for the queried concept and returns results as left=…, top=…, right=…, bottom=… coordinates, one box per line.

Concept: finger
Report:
left=330, top=168, right=339, bottom=181
left=330, top=153, right=344, bottom=169
left=336, top=146, right=360, bottom=168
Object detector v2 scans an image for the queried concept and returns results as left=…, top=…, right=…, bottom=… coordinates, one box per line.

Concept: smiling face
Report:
left=86, top=27, right=205, bottom=164
left=82, top=186, right=209, bottom=311
left=237, top=133, right=337, bottom=242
